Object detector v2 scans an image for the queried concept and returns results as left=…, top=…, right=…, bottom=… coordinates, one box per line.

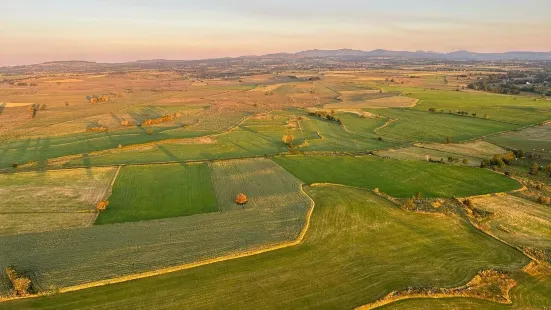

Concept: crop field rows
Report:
left=0, top=167, right=117, bottom=236
left=0, top=159, right=312, bottom=298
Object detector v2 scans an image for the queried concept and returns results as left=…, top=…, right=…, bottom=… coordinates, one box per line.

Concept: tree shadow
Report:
left=158, top=145, right=185, bottom=166
left=82, top=153, right=93, bottom=177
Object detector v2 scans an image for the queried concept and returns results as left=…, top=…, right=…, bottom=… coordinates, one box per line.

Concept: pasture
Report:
left=371, top=108, right=518, bottom=143
left=0, top=167, right=116, bottom=236
left=374, top=85, right=551, bottom=126
left=2, top=185, right=528, bottom=309
left=273, top=155, right=521, bottom=198
left=96, top=163, right=218, bottom=224
left=376, top=147, right=482, bottom=166
left=415, top=140, right=507, bottom=159
left=487, top=123, right=551, bottom=159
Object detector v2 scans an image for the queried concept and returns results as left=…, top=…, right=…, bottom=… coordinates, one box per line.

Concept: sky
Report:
left=2, top=0, right=551, bottom=66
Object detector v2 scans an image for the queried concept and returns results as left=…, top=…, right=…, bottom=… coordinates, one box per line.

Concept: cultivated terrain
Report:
left=0, top=55, right=550, bottom=309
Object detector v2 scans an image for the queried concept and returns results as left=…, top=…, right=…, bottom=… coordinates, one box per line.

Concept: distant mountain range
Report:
left=274, top=49, right=551, bottom=61
left=2, top=49, right=550, bottom=74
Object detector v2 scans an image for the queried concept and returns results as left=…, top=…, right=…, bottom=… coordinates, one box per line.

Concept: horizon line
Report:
left=2, top=48, right=551, bottom=68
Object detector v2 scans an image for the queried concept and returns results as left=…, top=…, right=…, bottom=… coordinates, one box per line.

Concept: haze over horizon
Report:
left=3, top=0, right=551, bottom=66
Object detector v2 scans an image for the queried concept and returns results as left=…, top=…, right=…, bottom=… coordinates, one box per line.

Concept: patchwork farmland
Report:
left=1, top=65, right=550, bottom=309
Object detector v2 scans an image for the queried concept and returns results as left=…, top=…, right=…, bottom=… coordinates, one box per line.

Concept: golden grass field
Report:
left=0, top=167, right=117, bottom=236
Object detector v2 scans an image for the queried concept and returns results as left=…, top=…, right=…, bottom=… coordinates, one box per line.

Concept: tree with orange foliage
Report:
left=235, top=193, right=248, bottom=206
left=90, top=98, right=98, bottom=104
left=282, top=135, right=294, bottom=146
left=97, top=200, right=109, bottom=212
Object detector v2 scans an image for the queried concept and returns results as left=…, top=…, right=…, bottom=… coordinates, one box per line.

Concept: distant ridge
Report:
left=289, top=49, right=551, bottom=60
left=2, top=49, right=551, bottom=70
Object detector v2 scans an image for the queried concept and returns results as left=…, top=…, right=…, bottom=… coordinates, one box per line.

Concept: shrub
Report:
left=147, top=129, right=153, bottom=135
left=142, top=114, right=176, bottom=126
left=12, top=162, right=18, bottom=168
left=530, top=162, right=539, bottom=175
left=462, top=159, right=469, bottom=165
left=282, top=135, right=294, bottom=146
left=537, top=196, right=550, bottom=205
left=5, top=267, right=32, bottom=296
left=402, top=199, right=415, bottom=210
left=235, top=193, right=248, bottom=205
left=97, top=200, right=109, bottom=211
left=87, top=126, right=108, bottom=133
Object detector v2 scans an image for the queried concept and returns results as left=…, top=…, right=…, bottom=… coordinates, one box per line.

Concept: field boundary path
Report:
left=92, top=166, right=121, bottom=223
left=0, top=184, right=315, bottom=303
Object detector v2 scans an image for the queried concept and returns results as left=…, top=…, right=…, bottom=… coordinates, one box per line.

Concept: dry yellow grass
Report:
left=247, top=83, right=284, bottom=92
left=523, top=261, right=551, bottom=277
left=469, top=194, right=551, bottom=249
left=1, top=102, right=34, bottom=107
left=0, top=213, right=97, bottom=236
left=44, top=79, right=83, bottom=83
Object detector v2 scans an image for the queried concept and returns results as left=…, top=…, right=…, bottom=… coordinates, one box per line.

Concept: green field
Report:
left=273, top=155, right=521, bottom=198
left=0, top=127, right=212, bottom=170
left=487, top=123, right=551, bottom=159
left=376, top=147, right=482, bottom=166
left=59, top=112, right=309, bottom=167
left=61, top=111, right=399, bottom=168
left=371, top=108, right=519, bottom=143
left=2, top=185, right=528, bottom=309
left=96, top=164, right=218, bottom=224
left=378, top=86, right=551, bottom=125
left=298, top=113, right=398, bottom=152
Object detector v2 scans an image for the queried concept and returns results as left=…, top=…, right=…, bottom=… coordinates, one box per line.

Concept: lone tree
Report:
left=235, top=193, right=248, bottom=206
left=282, top=135, right=294, bottom=147
left=97, top=200, right=109, bottom=212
